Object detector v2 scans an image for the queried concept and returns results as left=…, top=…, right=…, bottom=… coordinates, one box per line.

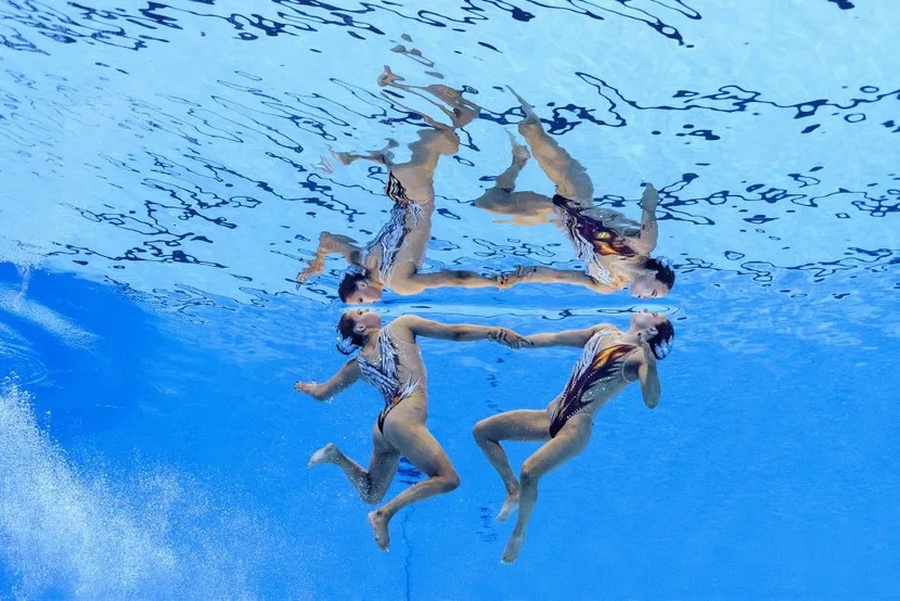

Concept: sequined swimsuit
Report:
left=356, top=324, right=421, bottom=432
left=359, top=171, right=424, bottom=285
left=548, top=328, right=639, bottom=438
left=552, top=194, right=637, bottom=285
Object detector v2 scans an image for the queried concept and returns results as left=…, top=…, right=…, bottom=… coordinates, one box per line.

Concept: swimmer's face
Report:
left=346, top=280, right=383, bottom=305
left=631, top=309, right=666, bottom=334
left=630, top=273, right=669, bottom=299
left=347, top=309, right=381, bottom=333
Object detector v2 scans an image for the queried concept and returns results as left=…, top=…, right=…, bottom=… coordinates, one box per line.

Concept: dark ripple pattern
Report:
left=0, top=0, right=897, bottom=336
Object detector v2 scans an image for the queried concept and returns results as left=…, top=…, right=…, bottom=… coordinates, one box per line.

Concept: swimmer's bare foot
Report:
left=332, top=142, right=395, bottom=166
left=640, top=182, right=658, bottom=213
left=312, top=155, right=334, bottom=174
left=501, top=529, right=525, bottom=564
left=308, top=443, right=339, bottom=467
left=507, top=86, right=540, bottom=124
left=332, top=151, right=364, bottom=166
left=378, top=65, right=404, bottom=87
left=367, top=509, right=391, bottom=551
left=420, top=84, right=479, bottom=128
left=507, top=131, right=531, bottom=164
left=496, top=490, right=519, bottom=522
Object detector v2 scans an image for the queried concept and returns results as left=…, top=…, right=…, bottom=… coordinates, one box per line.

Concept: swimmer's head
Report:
left=338, top=268, right=383, bottom=304
left=631, top=311, right=675, bottom=360
left=630, top=257, right=675, bottom=299
left=336, top=309, right=382, bottom=354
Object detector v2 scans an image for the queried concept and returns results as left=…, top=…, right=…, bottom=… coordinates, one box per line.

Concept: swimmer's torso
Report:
left=552, top=194, right=640, bottom=287
left=356, top=323, right=428, bottom=430
left=361, top=171, right=432, bottom=285
left=548, top=326, right=639, bottom=437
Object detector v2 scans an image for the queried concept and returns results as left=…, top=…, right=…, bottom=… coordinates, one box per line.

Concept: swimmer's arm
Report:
left=297, top=232, right=362, bottom=283
left=499, top=266, right=619, bottom=294
left=636, top=351, right=660, bottom=409
left=636, top=184, right=659, bottom=251
left=523, top=326, right=607, bottom=348
left=396, top=315, right=530, bottom=348
left=394, top=269, right=502, bottom=294
left=294, top=358, right=361, bottom=401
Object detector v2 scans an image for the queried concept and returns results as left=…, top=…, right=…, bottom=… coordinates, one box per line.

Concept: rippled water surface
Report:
left=1, top=1, right=898, bottom=598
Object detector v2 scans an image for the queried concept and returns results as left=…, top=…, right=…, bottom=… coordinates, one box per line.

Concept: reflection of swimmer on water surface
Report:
left=476, top=89, right=675, bottom=299
left=297, top=68, right=507, bottom=304
left=296, top=310, right=529, bottom=551
left=471, top=311, right=674, bottom=564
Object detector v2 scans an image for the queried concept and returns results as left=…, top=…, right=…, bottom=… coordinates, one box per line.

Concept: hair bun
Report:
left=335, top=334, right=360, bottom=355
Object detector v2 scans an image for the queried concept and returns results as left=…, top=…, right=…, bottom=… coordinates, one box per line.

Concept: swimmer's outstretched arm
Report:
left=636, top=184, right=659, bottom=251
left=393, top=315, right=530, bottom=348
left=497, top=266, right=618, bottom=294
left=294, top=357, right=362, bottom=401
left=297, top=232, right=363, bottom=283
left=522, top=325, right=611, bottom=348
left=392, top=269, right=506, bottom=294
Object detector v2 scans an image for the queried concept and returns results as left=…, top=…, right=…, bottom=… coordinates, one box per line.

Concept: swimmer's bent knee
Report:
left=519, top=462, right=540, bottom=486
left=472, top=420, right=491, bottom=441
left=440, top=472, right=461, bottom=493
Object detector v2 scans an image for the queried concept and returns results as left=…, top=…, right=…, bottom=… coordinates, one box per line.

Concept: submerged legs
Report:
left=474, top=409, right=592, bottom=564
left=309, top=419, right=458, bottom=552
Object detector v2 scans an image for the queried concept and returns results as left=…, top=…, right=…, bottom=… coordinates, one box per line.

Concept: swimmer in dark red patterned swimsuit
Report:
left=295, top=310, right=529, bottom=551
left=476, top=89, right=675, bottom=298
left=297, top=67, right=507, bottom=303
left=472, top=311, right=675, bottom=564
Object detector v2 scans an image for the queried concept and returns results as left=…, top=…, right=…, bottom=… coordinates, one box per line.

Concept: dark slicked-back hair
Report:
left=338, top=269, right=369, bottom=303
left=642, top=257, right=675, bottom=290
left=645, top=318, right=675, bottom=360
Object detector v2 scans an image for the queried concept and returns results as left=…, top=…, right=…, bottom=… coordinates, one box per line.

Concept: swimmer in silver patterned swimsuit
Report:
left=477, top=89, right=675, bottom=298
left=297, top=67, right=507, bottom=303
left=472, top=311, right=674, bottom=563
left=295, top=310, right=529, bottom=551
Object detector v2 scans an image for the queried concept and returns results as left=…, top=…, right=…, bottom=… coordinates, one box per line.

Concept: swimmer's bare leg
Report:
left=495, top=131, right=531, bottom=190
left=636, top=183, right=660, bottom=250
left=332, top=139, right=399, bottom=167
left=309, top=426, right=401, bottom=505
left=379, top=66, right=480, bottom=129
left=473, top=132, right=528, bottom=210
left=368, top=424, right=460, bottom=551
left=508, top=87, right=594, bottom=205
left=501, top=414, right=591, bottom=564
left=473, top=132, right=554, bottom=223
left=387, top=127, right=461, bottom=206
left=472, top=409, right=551, bottom=522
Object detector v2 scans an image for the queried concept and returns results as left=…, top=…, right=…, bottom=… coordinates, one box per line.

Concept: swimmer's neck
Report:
left=619, top=328, right=643, bottom=344
left=361, top=328, right=382, bottom=352
left=610, top=259, right=646, bottom=279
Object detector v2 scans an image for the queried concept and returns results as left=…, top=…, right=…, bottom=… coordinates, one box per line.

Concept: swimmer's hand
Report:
left=637, top=333, right=657, bottom=368
left=489, top=328, right=532, bottom=349
left=495, top=265, right=537, bottom=289
left=294, top=381, right=321, bottom=398
left=640, top=183, right=658, bottom=213
left=296, top=259, right=324, bottom=284
left=297, top=232, right=359, bottom=284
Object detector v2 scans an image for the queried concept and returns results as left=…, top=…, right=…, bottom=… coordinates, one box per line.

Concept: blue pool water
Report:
left=1, top=1, right=899, bottom=598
